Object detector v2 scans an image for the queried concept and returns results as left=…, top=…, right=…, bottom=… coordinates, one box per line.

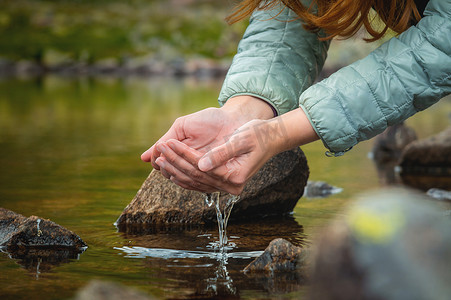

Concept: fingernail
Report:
left=198, top=157, right=213, bottom=171
left=155, top=157, right=165, bottom=168
left=156, top=143, right=166, bottom=154
left=167, top=140, right=175, bottom=148
left=140, top=153, right=148, bottom=161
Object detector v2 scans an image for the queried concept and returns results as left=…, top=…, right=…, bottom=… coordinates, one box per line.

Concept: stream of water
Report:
left=205, top=192, right=241, bottom=250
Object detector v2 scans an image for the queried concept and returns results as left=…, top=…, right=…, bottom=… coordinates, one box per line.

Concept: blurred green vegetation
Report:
left=0, top=0, right=247, bottom=64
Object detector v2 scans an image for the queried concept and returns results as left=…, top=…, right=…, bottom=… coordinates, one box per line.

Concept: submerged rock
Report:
left=304, top=181, right=343, bottom=199
left=243, top=238, right=308, bottom=294
left=74, top=280, right=156, bottom=300
left=400, top=126, right=451, bottom=190
left=116, top=148, right=309, bottom=231
left=0, top=208, right=86, bottom=250
left=309, top=188, right=451, bottom=300
left=243, top=238, right=308, bottom=274
left=427, top=188, right=451, bottom=202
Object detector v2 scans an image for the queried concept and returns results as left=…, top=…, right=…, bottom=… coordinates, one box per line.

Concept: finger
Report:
left=150, top=143, right=163, bottom=170
left=141, top=119, right=185, bottom=166
left=155, top=156, right=215, bottom=193
left=162, top=140, right=244, bottom=193
left=141, top=144, right=162, bottom=170
left=166, top=139, right=203, bottom=165
left=198, top=136, right=247, bottom=172
left=158, top=142, right=220, bottom=188
left=157, top=162, right=171, bottom=180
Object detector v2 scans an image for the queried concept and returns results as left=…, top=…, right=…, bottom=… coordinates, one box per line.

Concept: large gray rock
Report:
left=116, top=148, right=309, bottom=231
left=0, top=208, right=86, bottom=250
left=400, top=126, right=451, bottom=190
left=309, top=188, right=451, bottom=300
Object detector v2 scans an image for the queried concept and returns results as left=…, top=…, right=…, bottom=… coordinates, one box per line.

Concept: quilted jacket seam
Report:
left=261, top=19, right=289, bottom=95
left=327, top=100, right=414, bottom=145
left=354, top=65, right=388, bottom=128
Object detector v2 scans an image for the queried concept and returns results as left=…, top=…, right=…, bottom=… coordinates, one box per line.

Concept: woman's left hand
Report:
left=157, top=108, right=319, bottom=195
left=158, top=119, right=276, bottom=195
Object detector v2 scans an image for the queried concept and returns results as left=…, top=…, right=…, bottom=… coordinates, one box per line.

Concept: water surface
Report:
left=0, top=77, right=449, bottom=299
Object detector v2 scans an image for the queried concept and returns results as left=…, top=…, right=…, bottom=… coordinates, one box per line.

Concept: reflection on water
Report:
left=113, top=216, right=307, bottom=298
left=0, top=77, right=449, bottom=299
left=116, top=245, right=260, bottom=297
left=1, top=247, right=86, bottom=279
left=206, top=255, right=236, bottom=297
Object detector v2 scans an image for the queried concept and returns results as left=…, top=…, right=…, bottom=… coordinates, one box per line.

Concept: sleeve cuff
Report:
left=218, top=92, right=280, bottom=117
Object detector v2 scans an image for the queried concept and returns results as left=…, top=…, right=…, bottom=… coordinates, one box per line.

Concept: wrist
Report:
left=263, top=108, right=319, bottom=156
left=221, top=95, right=275, bottom=125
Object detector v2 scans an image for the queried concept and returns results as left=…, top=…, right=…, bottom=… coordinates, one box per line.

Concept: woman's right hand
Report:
left=141, top=107, right=239, bottom=170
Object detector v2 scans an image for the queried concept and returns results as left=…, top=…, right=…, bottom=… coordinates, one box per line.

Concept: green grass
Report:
left=0, top=0, right=247, bottom=64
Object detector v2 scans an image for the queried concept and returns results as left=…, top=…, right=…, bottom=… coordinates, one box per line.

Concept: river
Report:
left=0, top=76, right=449, bottom=299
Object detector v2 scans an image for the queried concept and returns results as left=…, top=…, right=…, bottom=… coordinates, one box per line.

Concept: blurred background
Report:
left=0, top=0, right=247, bottom=77
left=0, top=0, right=380, bottom=77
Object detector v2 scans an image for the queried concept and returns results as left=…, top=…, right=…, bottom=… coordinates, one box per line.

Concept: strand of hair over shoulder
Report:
left=226, top=0, right=421, bottom=42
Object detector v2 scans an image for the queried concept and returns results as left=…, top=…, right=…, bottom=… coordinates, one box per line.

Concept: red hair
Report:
left=226, top=0, right=422, bottom=41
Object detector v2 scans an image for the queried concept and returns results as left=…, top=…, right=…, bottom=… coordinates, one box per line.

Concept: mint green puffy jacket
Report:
left=218, top=0, right=451, bottom=156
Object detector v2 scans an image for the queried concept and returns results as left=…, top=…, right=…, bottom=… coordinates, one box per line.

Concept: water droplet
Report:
left=36, top=219, right=42, bottom=237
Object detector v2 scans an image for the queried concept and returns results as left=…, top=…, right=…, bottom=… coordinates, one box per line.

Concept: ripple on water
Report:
left=114, top=246, right=263, bottom=261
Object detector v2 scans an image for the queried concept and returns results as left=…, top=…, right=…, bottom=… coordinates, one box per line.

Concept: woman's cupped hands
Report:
left=140, top=96, right=278, bottom=195
left=149, top=118, right=278, bottom=195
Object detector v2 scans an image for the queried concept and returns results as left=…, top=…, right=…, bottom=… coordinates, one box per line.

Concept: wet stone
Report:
left=243, top=238, right=308, bottom=274
left=427, top=188, right=451, bottom=202
left=400, top=126, right=451, bottom=190
left=0, top=208, right=87, bottom=275
left=116, top=148, right=309, bottom=231
left=304, top=181, right=343, bottom=199
left=0, top=208, right=86, bottom=250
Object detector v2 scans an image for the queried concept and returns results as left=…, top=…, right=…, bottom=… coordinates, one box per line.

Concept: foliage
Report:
left=0, top=0, right=247, bottom=64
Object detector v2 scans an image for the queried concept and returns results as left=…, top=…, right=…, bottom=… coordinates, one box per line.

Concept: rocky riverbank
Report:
left=0, top=58, right=231, bottom=79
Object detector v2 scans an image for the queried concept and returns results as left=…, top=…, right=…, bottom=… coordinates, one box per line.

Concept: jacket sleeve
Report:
left=218, top=3, right=330, bottom=116
left=299, top=0, right=451, bottom=156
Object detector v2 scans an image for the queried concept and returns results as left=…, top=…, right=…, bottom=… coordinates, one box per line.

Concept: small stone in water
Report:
left=427, top=188, right=451, bottom=201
